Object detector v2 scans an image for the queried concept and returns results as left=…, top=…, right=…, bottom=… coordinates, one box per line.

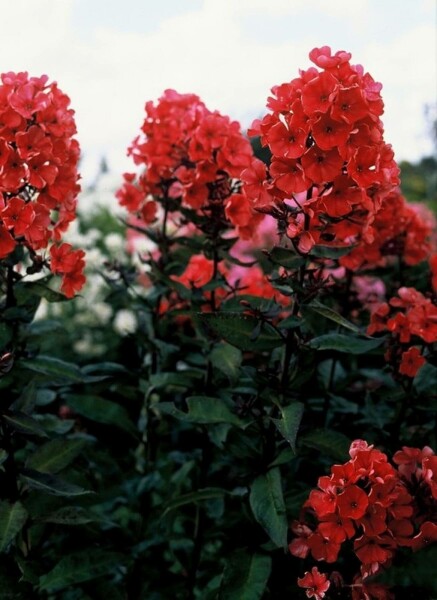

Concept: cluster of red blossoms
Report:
left=291, top=440, right=437, bottom=599
left=340, top=189, right=435, bottom=271
left=117, top=90, right=291, bottom=310
left=0, top=72, right=84, bottom=297
left=116, top=89, right=263, bottom=240
left=242, top=46, right=399, bottom=254
left=368, top=287, right=437, bottom=377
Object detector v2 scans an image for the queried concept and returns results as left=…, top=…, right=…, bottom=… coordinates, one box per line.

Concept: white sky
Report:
left=1, top=0, right=436, bottom=185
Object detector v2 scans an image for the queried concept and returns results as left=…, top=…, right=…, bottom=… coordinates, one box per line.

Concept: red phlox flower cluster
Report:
left=368, top=287, right=437, bottom=377
left=340, top=190, right=435, bottom=271
left=116, top=89, right=263, bottom=240
left=49, top=243, right=85, bottom=298
left=290, top=440, right=437, bottom=592
left=0, top=72, right=84, bottom=296
left=242, top=46, right=399, bottom=254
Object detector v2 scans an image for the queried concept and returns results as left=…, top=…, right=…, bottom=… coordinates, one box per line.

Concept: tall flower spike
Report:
left=242, top=46, right=400, bottom=255
left=0, top=72, right=85, bottom=297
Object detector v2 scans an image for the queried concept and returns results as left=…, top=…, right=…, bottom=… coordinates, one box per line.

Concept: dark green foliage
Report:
left=1, top=184, right=436, bottom=600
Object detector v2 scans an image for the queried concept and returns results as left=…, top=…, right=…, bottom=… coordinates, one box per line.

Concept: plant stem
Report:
left=186, top=428, right=211, bottom=599
left=0, top=421, right=19, bottom=501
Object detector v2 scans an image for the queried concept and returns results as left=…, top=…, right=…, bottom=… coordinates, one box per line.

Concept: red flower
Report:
left=318, top=513, right=355, bottom=543
left=309, top=46, right=351, bottom=69
left=301, top=70, right=338, bottom=114
left=265, top=119, right=306, bottom=159
left=171, top=254, right=215, bottom=289
left=240, top=158, right=272, bottom=208
left=0, top=222, right=16, bottom=258
left=270, top=157, right=311, bottom=193
left=347, top=146, right=381, bottom=188
left=336, top=485, right=369, bottom=520
left=408, top=305, right=437, bottom=344
left=308, top=532, right=341, bottom=562
left=289, top=521, right=312, bottom=559
left=15, top=125, right=52, bottom=160
left=311, top=113, right=351, bottom=151
left=141, top=200, right=158, bottom=224
left=297, top=567, right=330, bottom=600
left=398, top=347, right=426, bottom=378
left=331, top=87, right=369, bottom=124
left=115, top=180, right=144, bottom=212
left=8, top=82, right=49, bottom=119
left=60, top=267, right=86, bottom=298
left=354, top=533, right=394, bottom=565
left=0, top=149, right=27, bottom=192
left=367, top=303, right=389, bottom=335
left=301, top=146, right=344, bottom=184
left=409, top=521, right=437, bottom=552
left=386, top=313, right=411, bottom=343
left=306, top=476, right=337, bottom=517
left=1, top=197, right=35, bottom=236
left=225, top=194, right=253, bottom=228
left=422, top=454, right=437, bottom=499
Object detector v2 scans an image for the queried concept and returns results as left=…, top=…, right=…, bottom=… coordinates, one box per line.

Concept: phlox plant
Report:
left=0, top=47, right=436, bottom=599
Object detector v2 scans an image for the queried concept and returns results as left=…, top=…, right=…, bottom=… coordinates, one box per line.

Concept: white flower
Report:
left=104, top=232, right=124, bottom=253
left=85, top=248, right=106, bottom=270
left=113, top=309, right=137, bottom=335
left=92, top=302, right=113, bottom=325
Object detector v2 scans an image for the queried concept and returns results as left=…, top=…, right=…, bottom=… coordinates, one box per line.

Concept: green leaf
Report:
left=20, top=468, right=92, bottom=497
left=163, top=487, right=228, bottom=515
left=25, top=437, right=90, bottom=473
left=39, top=550, right=123, bottom=593
left=35, top=389, right=57, bottom=406
left=81, top=362, right=129, bottom=376
left=0, top=501, right=28, bottom=552
left=15, top=280, right=67, bottom=303
left=307, top=333, right=385, bottom=354
left=0, top=323, right=12, bottom=351
left=210, top=343, right=242, bottom=383
left=149, top=371, right=202, bottom=390
left=64, top=394, right=138, bottom=437
left=268, top=246, right=307, bottom=269
left=249, top=468, right=287, bottom=549
left=86, top=579, right=126, bottom=600
left=159, top=396, right=245, bottom=427
left=301, top=429, right=351, bottom=461
left=3, top=411, right=48, bottom=438
left=33, top=414, right=75, bottom=435
left=272, top=402, right=304, bottom=453
left=373, top=545, right=437, bottom=592
left=414, top=362, right=437, bottom=397
left=22, top=355, right=84, bottom=383
left=278, top=316, right=301, bottom=330
left=0, top=450, right=8, bottom=466
left=310, top=244, right=354, bottom=259
left=219, top=551, right=272, bottom=600
left=268, top=447, right=294, bottom=468
left=10, top=381, right=37, bottom=413
left=303, top=301, right=360, bottom=333
left=39, top=506, right=95, bottom=525
left=199, top=313, right=283, bottom=351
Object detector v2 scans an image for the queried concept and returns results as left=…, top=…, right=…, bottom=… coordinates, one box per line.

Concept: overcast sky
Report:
left=1, top=0, right=435, bottom=184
